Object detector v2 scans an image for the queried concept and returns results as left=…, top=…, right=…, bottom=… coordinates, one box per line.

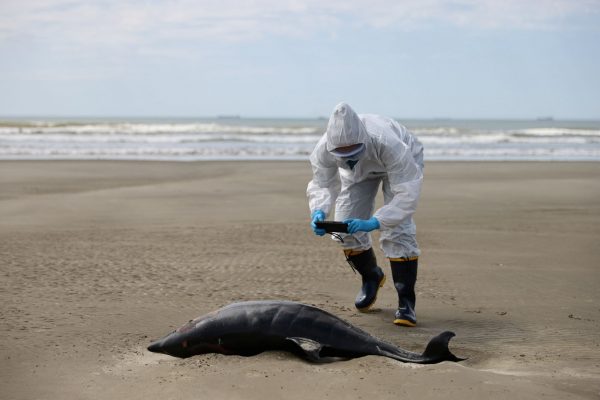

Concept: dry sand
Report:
left=1, top=161, right=599, bottom=399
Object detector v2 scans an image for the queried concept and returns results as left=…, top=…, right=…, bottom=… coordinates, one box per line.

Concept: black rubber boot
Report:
left=390, top=258, right=418, bottom=327
left=345, top=248, right=386, bottom=312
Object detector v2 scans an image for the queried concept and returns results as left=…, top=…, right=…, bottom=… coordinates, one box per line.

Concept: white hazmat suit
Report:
left=307, top=102, right=424, bottom=259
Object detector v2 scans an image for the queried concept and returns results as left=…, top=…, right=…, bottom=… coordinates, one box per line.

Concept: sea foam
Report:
left=1, top=118, right=599, bottom=161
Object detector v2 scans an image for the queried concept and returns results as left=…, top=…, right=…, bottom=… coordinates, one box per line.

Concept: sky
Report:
left=1, top=0, right=599, bottom=119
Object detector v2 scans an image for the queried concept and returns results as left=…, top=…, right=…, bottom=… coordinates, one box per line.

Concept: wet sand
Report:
left=1, top=161, right=599, bottom=399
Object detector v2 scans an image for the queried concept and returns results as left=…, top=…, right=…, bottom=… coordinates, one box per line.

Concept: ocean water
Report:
left=1, top=117, right=599, bottom=161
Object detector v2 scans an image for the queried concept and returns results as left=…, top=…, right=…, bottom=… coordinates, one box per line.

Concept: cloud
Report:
left=1, top=0, right=599, bottom=50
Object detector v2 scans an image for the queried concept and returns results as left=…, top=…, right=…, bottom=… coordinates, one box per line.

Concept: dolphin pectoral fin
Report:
left=286, top=337, right=323, bottom=362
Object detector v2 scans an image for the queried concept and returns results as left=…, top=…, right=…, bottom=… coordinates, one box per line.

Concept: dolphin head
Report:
left=147, top=330, right=192, bottom=358
left=147, top=313, right=224, bottom=358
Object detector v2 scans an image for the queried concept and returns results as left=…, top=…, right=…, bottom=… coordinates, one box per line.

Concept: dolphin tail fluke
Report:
left=422, top=331, right=465, bottom=363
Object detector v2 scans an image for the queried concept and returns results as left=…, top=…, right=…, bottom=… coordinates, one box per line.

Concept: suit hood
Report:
left=326, top=102, right=368, bottom=153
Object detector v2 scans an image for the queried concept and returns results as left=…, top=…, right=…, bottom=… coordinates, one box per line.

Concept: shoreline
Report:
left=1, top=158, right=599, bottom=162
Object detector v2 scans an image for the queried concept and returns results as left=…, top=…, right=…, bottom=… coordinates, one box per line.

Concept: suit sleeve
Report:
left=373, top=136, right=423, bottom=228
left=306, top=138, right=341, bottom=217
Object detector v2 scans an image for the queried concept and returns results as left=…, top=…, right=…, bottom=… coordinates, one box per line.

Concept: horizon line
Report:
left=1, top=115, right=600, bottom=122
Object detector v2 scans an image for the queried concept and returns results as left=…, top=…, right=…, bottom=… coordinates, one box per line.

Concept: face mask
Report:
left=336, top=147, right=365, bottom=170
left=346, top=159, right=359, bottom=170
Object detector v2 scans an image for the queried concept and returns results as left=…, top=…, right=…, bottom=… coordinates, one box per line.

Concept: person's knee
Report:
left=337, top=232, right=371, bottom=248
left=380, top=237, right=420, bottom=259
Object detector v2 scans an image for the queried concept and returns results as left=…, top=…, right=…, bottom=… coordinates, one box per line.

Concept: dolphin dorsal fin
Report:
left=286, top=337, right=323, bottom=362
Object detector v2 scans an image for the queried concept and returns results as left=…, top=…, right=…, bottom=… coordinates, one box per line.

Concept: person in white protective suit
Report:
left=307, top=102, right=424, bottom=327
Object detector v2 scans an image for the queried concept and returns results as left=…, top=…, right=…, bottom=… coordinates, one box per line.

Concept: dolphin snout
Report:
left=147, top=340, right=163, bottom=353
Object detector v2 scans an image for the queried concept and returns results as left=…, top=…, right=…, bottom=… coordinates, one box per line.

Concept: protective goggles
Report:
left=329, top=143, right=365, bottom=158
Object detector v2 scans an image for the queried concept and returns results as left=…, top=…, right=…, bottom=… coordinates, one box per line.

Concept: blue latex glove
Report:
left=344, top=217, right=380, bottom=234
left=311, top=210, right=326, bottom=236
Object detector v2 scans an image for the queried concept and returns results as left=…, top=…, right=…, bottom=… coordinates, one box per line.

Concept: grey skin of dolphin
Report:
left=147, top=301, right=464, bottom=364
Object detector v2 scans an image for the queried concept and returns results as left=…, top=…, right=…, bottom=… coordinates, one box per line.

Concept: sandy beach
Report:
left=1, top=160, right=599, bottom=399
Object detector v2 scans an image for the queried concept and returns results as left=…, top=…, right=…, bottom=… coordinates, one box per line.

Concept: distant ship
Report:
left=217, top=115, right=241, bottom=119
left=536, top=116, right=554, bottom=121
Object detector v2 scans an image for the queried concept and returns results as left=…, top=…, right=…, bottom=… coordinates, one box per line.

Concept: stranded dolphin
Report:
left=147, top=300, right=463, bottom=364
